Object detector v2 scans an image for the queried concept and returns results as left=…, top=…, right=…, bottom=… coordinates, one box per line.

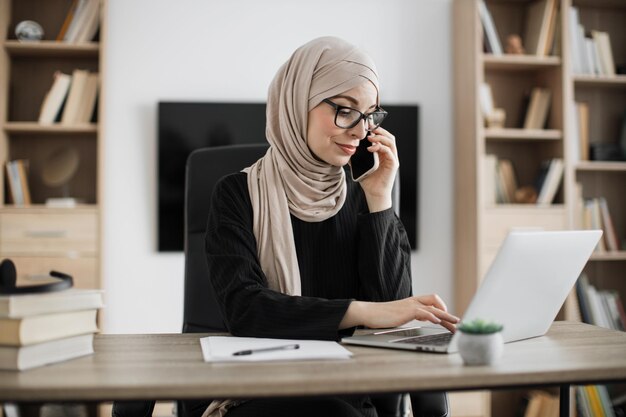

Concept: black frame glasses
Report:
left=322, top=99, right=388, bottom=130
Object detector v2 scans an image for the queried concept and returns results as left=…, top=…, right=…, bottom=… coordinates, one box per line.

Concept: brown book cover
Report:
left=15, top=160, right=31, bottom=206
left=577, top=102, right=589, bottom=161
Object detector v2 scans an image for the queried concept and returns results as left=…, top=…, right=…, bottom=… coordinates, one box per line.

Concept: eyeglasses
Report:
left=322, top=99, right=388, bottom=130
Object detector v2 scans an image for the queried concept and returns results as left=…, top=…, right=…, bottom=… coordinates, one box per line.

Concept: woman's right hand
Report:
left=339, top=294, right=460, bottom=333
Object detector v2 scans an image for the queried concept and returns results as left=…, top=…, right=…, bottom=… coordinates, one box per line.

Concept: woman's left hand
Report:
left=359, top=126, right=399, bottom=212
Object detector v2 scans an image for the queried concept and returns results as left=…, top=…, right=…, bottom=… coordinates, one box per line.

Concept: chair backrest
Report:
left=183, top=144, right=269, bottom=333
left=183, top=143, right=400, bottom=333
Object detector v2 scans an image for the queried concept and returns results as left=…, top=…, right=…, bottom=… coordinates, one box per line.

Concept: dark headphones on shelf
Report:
left=0, top=259, right=73, bottom=295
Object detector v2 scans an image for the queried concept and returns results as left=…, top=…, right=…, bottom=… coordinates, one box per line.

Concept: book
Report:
left=542, top=4, right=558, bottom=55
left=74, top=0, right=100, bottom=43
left=0, top=333, right=93, bottom=371
left=568, top=7, right=583, bottom=74
left=585, top=37, right=600, bottom=76
left=0, top=309, right=98, bottom=346
left=524, top=0, right=557, bottom=56
left=38, top=71, right=72, bottom=124
left=56, top=0, right=80, bottom=41
left=478, top=1, right=502, bottom=55
left=605, top=291, right=625, bottom=331
left=61, top=69, right=90, bottom=125
left=497, top=159, right=518, bottom=203
left=536, top=158, right=563, bottom=205
left=76, top=72, right=99, bottom=123
left=578, top=25, right=591, bottom=75
left=0, top=289, right=103, bottom=318
left=5, top=161, right=21, bottom=205
left=587, top=284, right=611, bottom=328
left=592, top=31, right=616, bottom=76
left=5, top=160, right=30, bottom=206
left=15, top=160, right=31, bottom=205
left=576, top=386, right=592, bottom=417
left=586, top=385, right=605, bottom=417
left=63, top=0, right=90, bottom=42
left=589, top=199, right=607, bottom=252
left=576, top=274, right=592, bottom=324
left=597, top=197, right=620, bottom=251
left=577, top=102, right=589, bottom=161
left=596, top=385, right=617, bottom=417
left=523, top=88, right=551, bottom=130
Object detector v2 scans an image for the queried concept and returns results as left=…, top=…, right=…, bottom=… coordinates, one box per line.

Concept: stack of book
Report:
left=576, top=385, right=618, bottom=417
left=57, top=0, right=101, bottom=43
left=577, top=274, right=626, bottom=331
left=485, top=156, right=519, bottom=205
left=534, top=158, right=563, bottom=205
left=38, top=69, right=99, bottom=125
left=569, top=7, right=616, bottom=76
left=579, top=197, right=621, bottom=252
left=523, top=0, right=558, bottom=56
left=523, top=87, right=552, bottom=130
left=4, top=159, right=31, bottom=206
left=0, top=288, right=103, bottom=371
left=479, top=1, right=502, bottom=55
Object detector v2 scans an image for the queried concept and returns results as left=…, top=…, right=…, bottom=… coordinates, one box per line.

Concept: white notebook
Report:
left=200, top=336, right=352, bottom=362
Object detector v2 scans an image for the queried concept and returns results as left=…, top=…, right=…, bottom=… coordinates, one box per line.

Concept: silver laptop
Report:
left=342, top=230, right=602, bottom=353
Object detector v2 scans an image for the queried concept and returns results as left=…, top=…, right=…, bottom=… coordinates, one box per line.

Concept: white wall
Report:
left=103, top=0, right=454, bottom=333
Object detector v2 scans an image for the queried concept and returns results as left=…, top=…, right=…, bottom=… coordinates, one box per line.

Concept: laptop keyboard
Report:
left=393, top=332, right=453, bottom=346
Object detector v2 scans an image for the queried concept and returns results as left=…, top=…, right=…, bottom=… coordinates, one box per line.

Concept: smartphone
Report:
left=349, top=132, right=379, bottom=182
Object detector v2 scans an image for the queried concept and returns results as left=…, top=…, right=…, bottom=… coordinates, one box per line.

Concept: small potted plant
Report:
left=457, top=319, right=504, bottom=366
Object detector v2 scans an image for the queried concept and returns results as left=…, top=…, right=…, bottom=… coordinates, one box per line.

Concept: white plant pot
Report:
left=457, top=331, right=504, bottom=366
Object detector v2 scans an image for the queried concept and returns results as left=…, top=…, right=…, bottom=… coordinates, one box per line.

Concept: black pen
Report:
left=232, top=343, right=300, bottom=356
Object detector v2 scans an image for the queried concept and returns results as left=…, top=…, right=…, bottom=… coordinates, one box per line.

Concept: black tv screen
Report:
left=158, top=102, right=419, bottom=251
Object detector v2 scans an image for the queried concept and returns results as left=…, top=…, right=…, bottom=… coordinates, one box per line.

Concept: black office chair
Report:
left=113, top=144, right=448, bottom=417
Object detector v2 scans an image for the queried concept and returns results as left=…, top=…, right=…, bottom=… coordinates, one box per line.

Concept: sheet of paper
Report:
left=200, top=336, right=353, bottom=362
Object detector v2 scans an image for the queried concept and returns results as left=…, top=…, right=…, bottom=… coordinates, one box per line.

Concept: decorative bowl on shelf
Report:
left=457, top=319, right=504, bottom=366
left=15, top=20, right=44, bottom=42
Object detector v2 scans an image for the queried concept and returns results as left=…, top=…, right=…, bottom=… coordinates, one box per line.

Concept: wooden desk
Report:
left=1, top=322, right=625, bottom=414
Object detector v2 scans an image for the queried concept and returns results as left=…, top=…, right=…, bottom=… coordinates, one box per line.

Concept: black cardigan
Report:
left=205, top=171, right=412, bottom=341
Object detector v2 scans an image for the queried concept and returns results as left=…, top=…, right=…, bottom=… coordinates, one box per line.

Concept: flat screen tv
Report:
left=158, top=102, right=419, bottom=251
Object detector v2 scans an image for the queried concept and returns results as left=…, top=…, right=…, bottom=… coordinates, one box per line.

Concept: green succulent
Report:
left=458, top=319, right=503, bottom=334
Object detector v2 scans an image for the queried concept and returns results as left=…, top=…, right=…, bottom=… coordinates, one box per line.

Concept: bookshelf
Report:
left=0, top=0, right=105, bottom=292
left=454, top=0, right=625, bottom=416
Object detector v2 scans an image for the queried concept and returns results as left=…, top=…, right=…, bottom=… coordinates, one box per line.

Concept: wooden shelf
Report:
left=573, top=0, right=626, bottom=9
left=4, top=40, right=99, bottom=57
left=573, top=75, right=626, bottom=88
left=589, top=251, right=626, bottom=261
left=0, top=204, right=98, bottom=214
left=486, top=204, right=566, bottom=213
left=483, top=54, right=561, bottom=71
left=485, top=128, right=562, bottom=141
left=575, top=161, right=626, bottom=172
left=4, top=122, right=97, bottom=135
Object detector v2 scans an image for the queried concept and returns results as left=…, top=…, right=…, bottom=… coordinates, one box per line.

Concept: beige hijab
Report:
left=244, top=36, right=380, bottom=296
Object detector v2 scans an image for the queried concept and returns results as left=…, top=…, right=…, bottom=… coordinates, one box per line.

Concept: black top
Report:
left=205, top=171, right=412, bottom=341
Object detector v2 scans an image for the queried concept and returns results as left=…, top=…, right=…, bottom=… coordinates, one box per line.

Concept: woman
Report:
left=202, top=36, right=459, bottom=417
